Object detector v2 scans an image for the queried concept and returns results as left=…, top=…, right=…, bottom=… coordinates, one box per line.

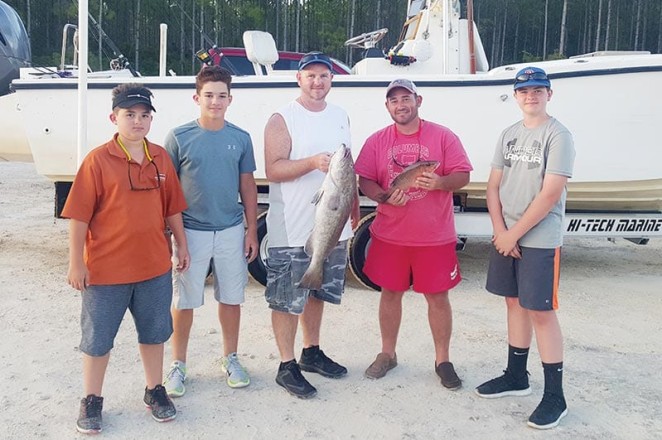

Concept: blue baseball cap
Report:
left=298, top=51, right=333, bottom=71
left=513, top=66, right=551, bottom=90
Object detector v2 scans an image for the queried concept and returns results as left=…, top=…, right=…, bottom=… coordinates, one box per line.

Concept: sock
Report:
left=507, top=344, right=530, bottom=379
left=302, top=345, right=320, bottom=357
left=542, top=361, right=565, bottom=399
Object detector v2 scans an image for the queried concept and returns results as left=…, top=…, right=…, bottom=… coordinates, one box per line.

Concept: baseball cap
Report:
left=386, top=78, right=418, bottom=97
left=112, top=85, right=156, bottom=112
left=298, top=51, right=333, bottom=71
left=513, top=66, right=551, bottom=90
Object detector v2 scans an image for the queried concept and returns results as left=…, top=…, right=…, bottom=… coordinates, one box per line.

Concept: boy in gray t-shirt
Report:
left=163, top=66, right=258, bottom=396
left=475, top=66, right=576, bottom=430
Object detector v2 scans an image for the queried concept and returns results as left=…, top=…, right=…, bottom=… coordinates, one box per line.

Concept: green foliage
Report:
left=4, top=0, right=662, bottom=74
left=521, top=51, right=542, bottom=63
left=246, top=8, right=264, bottom=29
left=546, top=50, right=566, bottom=61
left=32, top=53, right=63, bottom=69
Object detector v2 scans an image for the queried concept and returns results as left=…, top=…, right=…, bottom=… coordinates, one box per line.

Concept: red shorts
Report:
left=363, top=237, right=461, bottom=294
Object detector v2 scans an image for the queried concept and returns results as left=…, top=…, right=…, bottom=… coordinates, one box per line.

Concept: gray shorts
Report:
left=486, top=246, right=561, bottom=311
left=80, top=271, right=173, bottom=356
left=172, top=225, right=248, bottom=309
left=265, top=240, right=348, bottom=315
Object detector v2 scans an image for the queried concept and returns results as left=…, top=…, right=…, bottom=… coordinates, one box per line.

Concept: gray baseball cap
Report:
left=386, top=78, right=418, bottom=97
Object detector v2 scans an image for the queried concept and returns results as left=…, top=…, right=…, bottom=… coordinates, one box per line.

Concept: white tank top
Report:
left=267, top=100, right=353, bottom=247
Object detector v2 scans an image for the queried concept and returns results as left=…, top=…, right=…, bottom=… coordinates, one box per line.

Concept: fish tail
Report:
left=380, top=188, right=394, bottom=203
left=298, top=269, right=323, bottom=290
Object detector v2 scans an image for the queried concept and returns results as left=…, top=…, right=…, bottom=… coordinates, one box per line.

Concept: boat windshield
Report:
left=399, top=0, right=461, bottom=43
left=407, top=0, right=426, bottom=17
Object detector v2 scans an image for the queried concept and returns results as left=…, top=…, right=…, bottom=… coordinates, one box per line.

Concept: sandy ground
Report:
left=0, top=161, right=661, bottom=440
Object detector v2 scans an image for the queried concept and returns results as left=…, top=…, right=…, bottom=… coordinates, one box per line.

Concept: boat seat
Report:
left=243, top=31, right=279, bottom=76
left=363, top=47, right=385, bottom=59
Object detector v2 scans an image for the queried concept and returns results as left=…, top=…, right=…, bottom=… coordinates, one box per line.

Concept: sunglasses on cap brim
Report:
left=515, top=72, right=549, bottom=83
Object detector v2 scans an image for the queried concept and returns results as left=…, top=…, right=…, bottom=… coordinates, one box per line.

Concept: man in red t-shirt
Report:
left=354, top=79, right=472, bottom=388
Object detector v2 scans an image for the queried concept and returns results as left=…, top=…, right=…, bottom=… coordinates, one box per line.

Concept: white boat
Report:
left=2, top=0, right=661, bottom=215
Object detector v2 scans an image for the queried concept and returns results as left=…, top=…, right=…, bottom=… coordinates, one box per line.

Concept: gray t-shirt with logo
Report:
left=165, top=120, right=256, bottom=231
left=491, top=117, right=575, bottom=248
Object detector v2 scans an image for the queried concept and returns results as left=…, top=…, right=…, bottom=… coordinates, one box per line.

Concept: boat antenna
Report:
left=467, top=0, right=476, bottom=74
left=69, top=0, right=139, bottom=77
left=167, top=1, right=225, bottom=67
left=168, top=1, right=217, bottom=49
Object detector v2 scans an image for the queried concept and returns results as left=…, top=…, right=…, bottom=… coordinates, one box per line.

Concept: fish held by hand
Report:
left=389, top=160, right=440, bottom=192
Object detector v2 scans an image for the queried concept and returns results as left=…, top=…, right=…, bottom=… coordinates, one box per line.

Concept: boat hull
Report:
left=464, top=180, right=662, bottom=213
left=3, top=55, right=662, bottom=213
left=0, top=93, right=32, bottom=162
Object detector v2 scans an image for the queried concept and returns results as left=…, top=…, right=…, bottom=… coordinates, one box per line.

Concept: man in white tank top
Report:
left=263, top=52, right=357, bottom=399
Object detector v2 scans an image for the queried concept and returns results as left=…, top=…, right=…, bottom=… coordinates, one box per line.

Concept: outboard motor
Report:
left=0, top=1, right=31, bottom=95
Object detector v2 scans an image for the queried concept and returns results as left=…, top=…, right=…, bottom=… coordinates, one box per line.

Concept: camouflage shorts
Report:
left=265, top=240, right=348, bottom=315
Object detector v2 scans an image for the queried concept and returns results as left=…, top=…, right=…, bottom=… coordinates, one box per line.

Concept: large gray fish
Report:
left=298, top=144, right=358, bottom=290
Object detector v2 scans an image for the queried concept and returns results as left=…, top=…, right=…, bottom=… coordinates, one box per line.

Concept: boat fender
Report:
left=413, top=40, right=432, bottom=62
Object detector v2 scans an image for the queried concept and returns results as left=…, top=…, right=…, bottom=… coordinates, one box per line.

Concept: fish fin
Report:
left=311, top=189, right=324, bottom=205
left=303, top=236, right=314, bottom=256
left=298, top=268, right=323, bottom=290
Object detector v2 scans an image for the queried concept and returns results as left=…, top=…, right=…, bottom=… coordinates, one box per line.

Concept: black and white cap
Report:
left=112, top=86, right=156, bottom=112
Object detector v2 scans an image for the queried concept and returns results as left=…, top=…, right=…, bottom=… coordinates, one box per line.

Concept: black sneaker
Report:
left=76, top=394, right=103, bottom=434
left=144, top=384, right=177, bottom=422
left=275, top=361, right=317, bottom=399
left=475, top=369, right=531, bottom=398
left=299, top=347, right=347, bottom=378
left=527, top=392, right=568, bottom=429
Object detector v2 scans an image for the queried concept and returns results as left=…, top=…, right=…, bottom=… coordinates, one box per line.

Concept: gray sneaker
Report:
left=143, top=385, right=176, bottom=422
left=76, top=394, right=103, bottom=434
left=221, top=353, right=250, bottom=388
left=163, top=360, right=187, bottom=398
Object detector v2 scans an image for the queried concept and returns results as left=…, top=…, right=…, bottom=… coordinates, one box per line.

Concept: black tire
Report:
left=248, top=211, right=269, bottom=286
left=348, top=213, right=380, bottom=291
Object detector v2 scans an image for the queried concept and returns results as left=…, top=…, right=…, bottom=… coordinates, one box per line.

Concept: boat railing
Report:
left=570, top=50, right=652, bottom=59
left=59, top=24, right=79, bottom=71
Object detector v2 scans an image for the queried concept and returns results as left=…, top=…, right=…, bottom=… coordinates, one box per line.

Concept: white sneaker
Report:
left=221, top=353, right=250, bottom=388
left=163, top=360, right=187, bottom=397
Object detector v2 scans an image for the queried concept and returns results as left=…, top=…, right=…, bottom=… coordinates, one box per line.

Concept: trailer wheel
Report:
left=348, top=213, right=380, bottom=291
left=248, top=211, right=269, bottom=286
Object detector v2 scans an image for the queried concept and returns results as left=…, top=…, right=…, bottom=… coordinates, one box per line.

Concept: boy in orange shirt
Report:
left=62, top=83, right=190, bottom=434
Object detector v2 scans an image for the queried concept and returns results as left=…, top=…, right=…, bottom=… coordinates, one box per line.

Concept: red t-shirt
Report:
left=355, top=120, right=473, bottom=246
left=61, top=134, right=187, bottom=284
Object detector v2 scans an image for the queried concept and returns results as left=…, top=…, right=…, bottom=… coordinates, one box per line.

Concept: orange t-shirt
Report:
left=61, top=134, right=187, bottom=285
